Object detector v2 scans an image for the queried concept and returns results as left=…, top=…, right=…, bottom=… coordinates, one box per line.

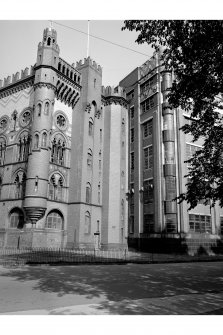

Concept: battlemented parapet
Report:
left=101, top=85, right=126, bottom=99
left=58, top=57, right=81, bottom=85
left=101, top=85, right=127, bottom=108
left=0, top=65, right=35, bottom=90
left=75, top=57, right=102, bottom=74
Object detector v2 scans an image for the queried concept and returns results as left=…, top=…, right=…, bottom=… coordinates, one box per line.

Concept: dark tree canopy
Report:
left=123, top=20, right=223, bottom=209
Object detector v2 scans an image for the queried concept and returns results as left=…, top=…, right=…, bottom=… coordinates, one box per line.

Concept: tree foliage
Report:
left=122, top=20, right=223, bottom=209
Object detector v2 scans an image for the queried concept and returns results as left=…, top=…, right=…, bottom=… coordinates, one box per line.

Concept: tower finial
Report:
left=49, top=20, right=53, bottom=31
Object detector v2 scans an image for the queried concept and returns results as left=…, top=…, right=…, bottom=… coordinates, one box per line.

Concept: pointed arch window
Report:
left=88, top=118, right=94, bottom=136
left=0, top=175, right=2, bottom=200
left=49, top=173, right=64, bottom=201
left=87, top=149, right=93, bottom=167
left=18, top=132, right=30, bottom=161
left=14, top=171, right=26, bottom=199
left=42, top=132, right=47, bottom=147
left=0, top=137, right=6, bottom=166
left=44, top=102, right=50, bottom=115
left=86, top=183, right=91, bottom=203
left=34, top=134, right=39, bottom=149
left=84, top=211, right=91, bottom=234
left=92, top=101, right=97, bottom=116
left=47, top=37, right=51, bottom=46
left=51, top=134, right=66, bottom=165
left=121, top=199, right=125, bottom=220
left=37, top=103, right=42, bottom=117
left=98, top=184, right=101, bottom=204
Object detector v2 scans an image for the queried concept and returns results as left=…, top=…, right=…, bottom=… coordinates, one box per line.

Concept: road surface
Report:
left=0, top=261, right=223, bottom=314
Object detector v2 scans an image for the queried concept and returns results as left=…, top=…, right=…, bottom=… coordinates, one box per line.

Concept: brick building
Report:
left=0, top=27, right=128, bottom=249
left=120, top=51, right=223, bottom=254
left=0, top=26, right=222, bottom=253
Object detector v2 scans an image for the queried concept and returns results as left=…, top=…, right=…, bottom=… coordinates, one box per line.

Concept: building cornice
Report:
left=0, top=76, right=35, bottom=99
left=101, top=95, right=128, bottom=108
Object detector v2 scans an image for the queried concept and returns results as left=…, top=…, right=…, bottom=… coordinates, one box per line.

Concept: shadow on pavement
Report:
left=1, top=262, right=223, bottom=314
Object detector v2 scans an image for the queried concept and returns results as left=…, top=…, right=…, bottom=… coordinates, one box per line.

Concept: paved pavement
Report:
left=0, top=261, right=223, bottom=314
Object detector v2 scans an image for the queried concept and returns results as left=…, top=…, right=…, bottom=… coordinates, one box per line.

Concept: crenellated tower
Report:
left=23, top=27, right=60, bottom=225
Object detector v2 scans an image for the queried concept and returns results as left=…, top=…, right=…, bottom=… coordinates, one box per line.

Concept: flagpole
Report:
left=87, top=20, right=90, bottom=58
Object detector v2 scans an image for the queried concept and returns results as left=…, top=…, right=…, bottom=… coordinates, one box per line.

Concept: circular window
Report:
left=20, top=110, right=31, bottom=127
left=56, top=113, right=67, bottom=130
left=0, top=116, right=8, bottom=133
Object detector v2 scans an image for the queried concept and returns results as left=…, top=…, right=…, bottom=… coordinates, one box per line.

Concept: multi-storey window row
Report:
left=144, top=145, right=153, bottom=171
left=130, top=152, right=134, bottom=171
left=143, top=119, right=153, bottom=138
left=186, top=143, right=201, bottom=167
left=189, top=214, right=212, bottom=233
left=141, top=96, right=155, bottom=114
left=140, top=75, right=157, bottom=95
left=130, top=128, right=134, bottom=143
left=130, top=106, right=134, bottom=119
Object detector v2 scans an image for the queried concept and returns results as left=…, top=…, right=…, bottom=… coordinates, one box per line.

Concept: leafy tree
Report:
left=122, top=20, right=223, bottom=209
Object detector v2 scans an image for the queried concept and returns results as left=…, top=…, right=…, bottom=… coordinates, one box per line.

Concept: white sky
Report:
left=0, top=20, right=152, bottom=87
left=1, top=0, right=221, bottom=87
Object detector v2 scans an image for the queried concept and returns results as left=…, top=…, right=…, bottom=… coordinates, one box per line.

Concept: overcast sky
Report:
left=0, top=20, right=153, bottom=87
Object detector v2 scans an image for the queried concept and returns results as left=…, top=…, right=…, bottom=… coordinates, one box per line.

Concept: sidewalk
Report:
left=2, top=292, right=223, bottom=315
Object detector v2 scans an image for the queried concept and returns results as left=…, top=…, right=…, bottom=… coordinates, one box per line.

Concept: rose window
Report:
left=56, top=114, right=66, bottom=130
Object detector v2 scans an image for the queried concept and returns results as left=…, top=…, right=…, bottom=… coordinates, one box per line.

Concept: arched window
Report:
left=58, top=63, right=61, bottom=71
left=37, top=103, right=42, bottom=117
left=86, top=183, right=91, bottom=203
left=74, top=74, right=77, bottom=82
left=44, top=102, right=50, bottom=115
left=92, top=101, right=97, bottom=116
left=121, top=199, right=125, bottom=220
left=88, top=118, right=93, bottom=136
left=84, top=211, right=91, bottom=234
left=46, top=210, right=63, bottom=229
left=66, top=68, right=69, bottom=77
left=9, top=208, right=24, bottom=229
left=0, top=137, right=6, bottom=166
left=34, top=134, right=39, bottom=149
left=42, top=132, right=47, bottom=147
left=47, top=37, right=51, bottom=46
left=122, top=118, right=125, bottom=133
left=48, top=173, right=64, bottom=201
left=51, top=134, right=66, bottom=165
left=18, top=132, right=30, bottom=161
left=62, top=65, right=65, bottom=74
left=14, top=171, right=26, bottom=199
left=98, top=184, right=101, bottom=204
left=70, top=71, right=73, bottom=80
left=0, top=176, right=2, bottom=200
left=87, top=149, right=93, bottom=167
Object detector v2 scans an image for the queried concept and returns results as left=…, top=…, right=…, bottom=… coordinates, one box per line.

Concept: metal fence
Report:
left=0, top=247, right=223, bottom=268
